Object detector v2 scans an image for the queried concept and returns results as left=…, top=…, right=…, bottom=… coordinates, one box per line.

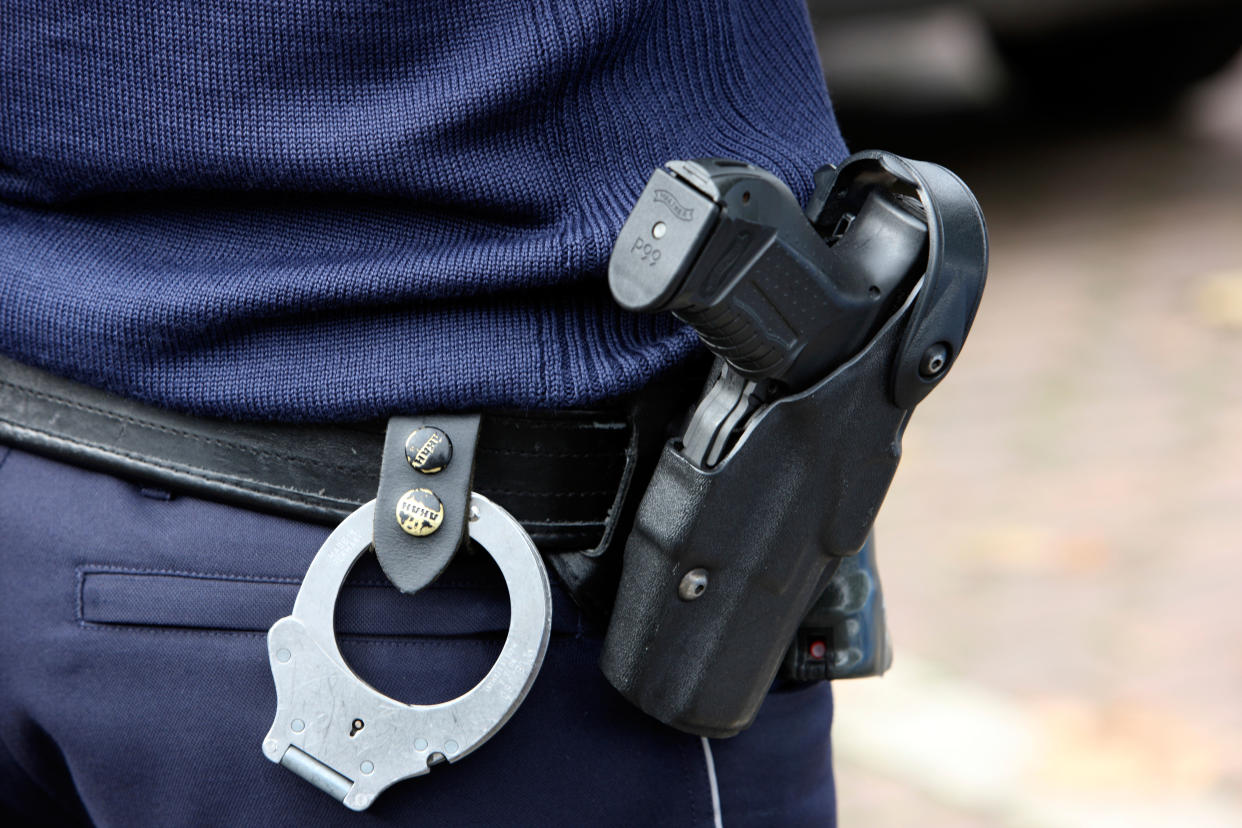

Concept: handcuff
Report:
left=261, top=493, right=551, bottom=811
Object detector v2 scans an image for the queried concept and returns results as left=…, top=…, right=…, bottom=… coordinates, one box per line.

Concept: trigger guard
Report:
left=262, top=494, right=552, bottom=811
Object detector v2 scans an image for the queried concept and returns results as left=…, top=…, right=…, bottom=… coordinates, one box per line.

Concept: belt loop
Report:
left=372, top=414, right=482, bottom=594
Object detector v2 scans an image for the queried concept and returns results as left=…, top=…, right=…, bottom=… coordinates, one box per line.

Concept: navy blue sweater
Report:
left=0, top=0, right=846, bottom=421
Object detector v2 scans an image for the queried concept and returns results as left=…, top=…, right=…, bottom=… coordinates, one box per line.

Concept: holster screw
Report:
left=919, top=343, right=950, bottom=378
left=678, top=568, right=709, bottom=601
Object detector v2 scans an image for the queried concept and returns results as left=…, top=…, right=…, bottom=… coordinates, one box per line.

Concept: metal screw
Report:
left=919, top=343, right=950, bottom=378
left=678, top=568, right=709, bottom=601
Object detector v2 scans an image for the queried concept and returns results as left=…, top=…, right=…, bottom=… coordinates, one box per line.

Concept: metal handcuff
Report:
left=261, top=494, right=551, bottom=811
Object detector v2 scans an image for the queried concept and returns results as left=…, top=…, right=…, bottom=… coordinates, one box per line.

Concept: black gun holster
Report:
left=600, top=152, right=988, bottom=738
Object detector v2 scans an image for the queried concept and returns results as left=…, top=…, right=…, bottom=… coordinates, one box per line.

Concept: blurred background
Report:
left=804, top=2, right=1242, bottom=825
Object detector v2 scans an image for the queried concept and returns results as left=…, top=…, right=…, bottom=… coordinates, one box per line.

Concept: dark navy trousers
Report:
left=0, top=445, right=836, bottom=826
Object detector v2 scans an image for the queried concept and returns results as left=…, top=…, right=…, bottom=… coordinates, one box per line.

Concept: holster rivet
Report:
left=404, top=427, right=453, bottom=474
left=918, top=343, right=950, bottom=378
left=396, top=488, right=445, bottom=536
left=678, top=568, right=709, bottom=601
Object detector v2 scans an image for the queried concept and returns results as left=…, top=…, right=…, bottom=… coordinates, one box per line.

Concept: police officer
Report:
left=0, top=1, right=845, bottom=824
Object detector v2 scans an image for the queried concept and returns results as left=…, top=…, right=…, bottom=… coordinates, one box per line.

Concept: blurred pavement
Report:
left=826, top=42, right=1242, bottom=828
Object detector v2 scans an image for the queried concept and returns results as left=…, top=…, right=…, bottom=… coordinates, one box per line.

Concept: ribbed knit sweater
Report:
left=0, top=0, right=847, bottom=421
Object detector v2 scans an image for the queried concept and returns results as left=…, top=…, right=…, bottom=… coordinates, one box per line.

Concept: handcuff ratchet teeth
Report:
left=262, top=494, right=552, bottom=811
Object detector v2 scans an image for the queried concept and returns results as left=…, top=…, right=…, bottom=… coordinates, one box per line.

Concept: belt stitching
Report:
left=0, top=379, right=366, bottom=475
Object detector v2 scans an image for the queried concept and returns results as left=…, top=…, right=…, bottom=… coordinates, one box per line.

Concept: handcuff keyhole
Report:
left=350, top=718, right=365, bottom=737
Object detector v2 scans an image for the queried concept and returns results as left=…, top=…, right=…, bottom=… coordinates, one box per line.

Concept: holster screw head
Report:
left=919, top=343, right=950, bottom=378
left=678, top=568, right=709, bottom=601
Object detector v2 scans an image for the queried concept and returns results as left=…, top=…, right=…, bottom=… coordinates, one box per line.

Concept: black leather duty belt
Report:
left=0, top=354, right=702, bottom=616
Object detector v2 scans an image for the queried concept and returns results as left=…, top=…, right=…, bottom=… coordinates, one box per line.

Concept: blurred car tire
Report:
left=992, top=6, right=1242, bottom=111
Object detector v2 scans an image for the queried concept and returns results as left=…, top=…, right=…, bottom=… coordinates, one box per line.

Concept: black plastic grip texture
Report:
left=608, top=158, right=928, bottom=392
left=674, top=191, right=926, bottom=391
